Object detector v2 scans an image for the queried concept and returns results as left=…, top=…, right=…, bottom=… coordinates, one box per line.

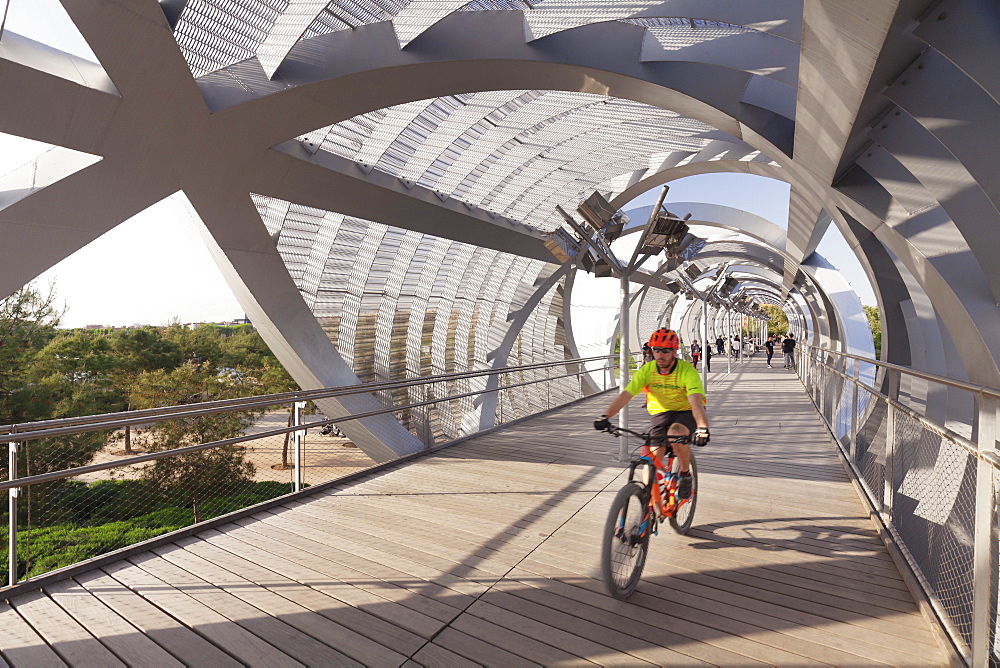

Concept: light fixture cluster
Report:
left=545, top=186, right=704, bottom=292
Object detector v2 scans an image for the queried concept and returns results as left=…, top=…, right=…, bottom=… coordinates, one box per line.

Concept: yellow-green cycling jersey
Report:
left=626, top=359, right=706, bottom=414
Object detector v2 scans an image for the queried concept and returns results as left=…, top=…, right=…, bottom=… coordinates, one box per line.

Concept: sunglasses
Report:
left=651, top=346, right=676, bottom=354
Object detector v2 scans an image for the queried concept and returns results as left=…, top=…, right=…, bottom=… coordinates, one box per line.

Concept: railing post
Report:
left=293, top=401, right=305, bottom=493
left=618, top=273, right=630, bottom=463
left=972, top=394, right=997, bottom=667
left=8, top=436, right=19, bottom=587
left=546, top=366, right=551, bottom=410
left=816, top=352, right=824, bottom=415
left=884, top=369, right=899, bottom=520
left=850, top=358, right=859, bottom=461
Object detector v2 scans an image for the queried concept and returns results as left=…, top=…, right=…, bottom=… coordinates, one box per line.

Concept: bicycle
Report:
left=599, top=426, right=698, bottom=599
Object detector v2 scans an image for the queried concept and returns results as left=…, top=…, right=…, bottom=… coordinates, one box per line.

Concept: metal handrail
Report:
left=799, top=345, right=997, bottom=468
left=801, top=342, right=1000, bottom=400
left=0, top=355, right=613, bottom=444
left=4, top=353, right=618, bottom=589
left=0, top=358, right=613, bottom=492
left=798, top=341, right=999, bottom=665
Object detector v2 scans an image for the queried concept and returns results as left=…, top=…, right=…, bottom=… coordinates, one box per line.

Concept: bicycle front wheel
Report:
left=601, top=482, right=651, bottom=599
left=668, top=453, right=697, bottom=534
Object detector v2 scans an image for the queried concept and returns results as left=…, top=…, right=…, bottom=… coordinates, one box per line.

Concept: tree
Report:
left=26, top=327, right=186, bottom=455
left=127, top=365, right=258, bottom=522
left=0, top=285, right=118, bottom=532
left=864, top=305, right=882, bottom=358
left=218, top=326, right=273, bottom=370
left=28, top=331, right=128, bottom=477
left=761, top=304, right=789, bottom=336
left=215, top=328, right=299, bottom=470
left=111, top=327, right=184, bottom=371
left=162, top=323, right=223, bottom=366
left=0, top=283, right=63, bottom=423
left=108, top=328, right=184, bottom=454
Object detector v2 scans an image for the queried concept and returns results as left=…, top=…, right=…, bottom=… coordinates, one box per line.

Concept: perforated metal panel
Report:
left=252, top=195, right=569, bottom=443
left=303, top=91, right=717, bottom=233
left=637, top=287, right=672, bottom=340
left=174, top=0, right=286, bottom=77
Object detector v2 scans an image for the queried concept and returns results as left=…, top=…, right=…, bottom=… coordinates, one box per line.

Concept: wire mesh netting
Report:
left=854, top=387, right=887, bottom=510
left=2, top=361, right=608, bottom=586
left=892, top=409, right=977, bottom=649
left=0, top=402, right=378, bottom=585
left=834, top=380, right=853, bottom=446
left=800, top=350, right=1000, bottom=661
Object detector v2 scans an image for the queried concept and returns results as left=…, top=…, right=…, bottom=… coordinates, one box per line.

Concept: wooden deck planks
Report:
left=0, top=601, right=67, bottom=668
left=72, top=570, right=244, bottom=667
left=8, top=590, right=124, bottom=668
left=102, top=559, right=303, bottom=667
left=45, top=579, right=184, bottom=668
left=0, top=366, right=955, bottom=666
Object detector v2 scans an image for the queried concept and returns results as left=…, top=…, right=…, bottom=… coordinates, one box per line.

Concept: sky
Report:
left=1, top=0, right=876, bottom=328
left=622, top=174, right=876, bottom=306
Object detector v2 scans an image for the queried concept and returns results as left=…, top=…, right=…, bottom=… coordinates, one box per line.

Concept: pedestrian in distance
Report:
left=764, top=335, right=775, bottom=367
left=690, top=340, right=702, bottom=369
left=715, top=335, right=725, bottom=355
left=782, top=332, right=796, bottom=369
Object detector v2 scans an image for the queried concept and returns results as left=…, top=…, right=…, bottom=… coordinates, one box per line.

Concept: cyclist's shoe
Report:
left=677, top=472, right=693, bottom=500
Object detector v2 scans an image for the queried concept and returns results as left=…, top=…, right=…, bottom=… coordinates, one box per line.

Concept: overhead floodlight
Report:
left=576, top=191, right=628, bottom=242
left=544, top=227, right=582, bottom=264
left=718, top=276, right=739, bottom=297
left=684, top=263, right=704, bottom=281
left=675, top=233, right=706, bottom=260
left=579, top=249, right=615, bottom=277
left=640, top=210, right=691, bottom=256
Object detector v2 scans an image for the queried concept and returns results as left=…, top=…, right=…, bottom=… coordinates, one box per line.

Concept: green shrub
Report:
left=54, top=479, right=158, bottom=523
left=2, top=480, right=296, bottom=582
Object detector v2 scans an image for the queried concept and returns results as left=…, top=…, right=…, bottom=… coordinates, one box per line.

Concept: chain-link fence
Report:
left=798, top=345, right=999, bottom=666
left=2, top=355, right=614, bottom=590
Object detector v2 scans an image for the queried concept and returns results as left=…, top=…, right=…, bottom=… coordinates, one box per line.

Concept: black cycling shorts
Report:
left=649, top=410, right=697, bottom=445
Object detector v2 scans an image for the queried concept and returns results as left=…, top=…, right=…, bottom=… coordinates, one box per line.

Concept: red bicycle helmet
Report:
left=648, top=328, right=680, bottom=349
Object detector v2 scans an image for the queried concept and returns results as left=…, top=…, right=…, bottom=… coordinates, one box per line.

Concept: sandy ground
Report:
left=76, top=411, right=377, bottom=487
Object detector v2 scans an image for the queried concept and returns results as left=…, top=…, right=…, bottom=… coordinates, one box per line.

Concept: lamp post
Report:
left=677, top=263, right=734, bottom=390
left=551, top=186, right=696, bottom=463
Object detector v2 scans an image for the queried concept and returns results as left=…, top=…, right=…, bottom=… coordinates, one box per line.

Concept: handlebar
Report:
left=604, top=426, right=690, bottom=444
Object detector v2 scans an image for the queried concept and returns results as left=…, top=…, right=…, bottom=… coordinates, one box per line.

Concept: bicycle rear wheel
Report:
left=600, top=482, right=652, bottom=599
left=668, top=453, right=697, bottom=534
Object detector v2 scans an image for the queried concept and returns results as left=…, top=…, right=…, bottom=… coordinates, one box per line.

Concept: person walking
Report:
left=704, top=344, right=712, bottom=372
left=690, top=340, right=702, bottom=369
left=715, top=335, right=725, bottom=355
left=782, top=332, right=796, bottom=369
left=764, top=335, right=775, bottom=368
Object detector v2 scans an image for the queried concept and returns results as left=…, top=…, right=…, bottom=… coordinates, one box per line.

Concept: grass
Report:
left=2, top=480, right=295, bottom=582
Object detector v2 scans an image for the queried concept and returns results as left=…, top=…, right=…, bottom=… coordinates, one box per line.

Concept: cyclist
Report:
left=594, top=328, right=710, bottom=499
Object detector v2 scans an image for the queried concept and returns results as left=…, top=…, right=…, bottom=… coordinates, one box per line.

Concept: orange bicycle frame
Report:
left=640, top=444, right=689, bottom=518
